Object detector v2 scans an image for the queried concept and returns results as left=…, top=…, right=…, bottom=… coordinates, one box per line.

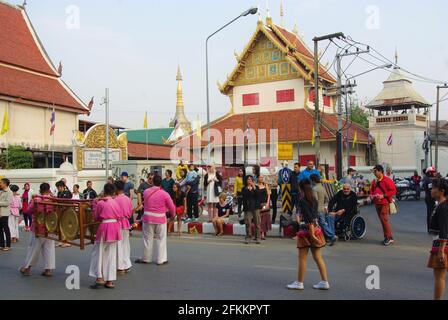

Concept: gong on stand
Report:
left=32, top=197, right=98, bottom=250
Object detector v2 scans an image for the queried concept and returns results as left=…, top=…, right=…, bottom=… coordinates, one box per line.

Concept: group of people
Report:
left=1, top=160, right=448, bottom=299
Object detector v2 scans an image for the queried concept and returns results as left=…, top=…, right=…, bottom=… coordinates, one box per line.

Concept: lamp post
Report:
left=205, top=7, right=258, bottom=164
left=100, top=88, right=110, bottom=182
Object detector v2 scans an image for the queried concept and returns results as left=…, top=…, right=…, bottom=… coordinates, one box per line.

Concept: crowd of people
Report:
left=0, top=160, right=447, bottom=299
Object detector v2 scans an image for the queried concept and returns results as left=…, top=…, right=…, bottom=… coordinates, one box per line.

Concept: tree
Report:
left=350, top=106, right=370, bottom=129
left=0, top=146, right=33, bottom=169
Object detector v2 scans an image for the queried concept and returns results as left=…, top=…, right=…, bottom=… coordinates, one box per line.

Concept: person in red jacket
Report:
left=370, top=165, right=397, bottom=246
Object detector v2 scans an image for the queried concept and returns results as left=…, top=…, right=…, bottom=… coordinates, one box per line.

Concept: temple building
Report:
left=177, top=15, right=370, bottom=173
left=367, top=55, right=431, bottom=173
left=0, top=1, right=91, bottom=168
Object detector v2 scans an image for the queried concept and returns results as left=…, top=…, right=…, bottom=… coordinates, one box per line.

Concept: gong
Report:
left=45, top=211, right=59, bottom=233
left=60, top=208, right=79, bottom=241
left=85, top=208, right=99, bottom=236
left=36, top=211, right=46, bottom=225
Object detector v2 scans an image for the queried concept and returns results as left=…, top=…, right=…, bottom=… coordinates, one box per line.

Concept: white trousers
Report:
left=117, top=229, right=132, bottom=270
left=23, top=234, right=55, bottom=270
left=8, top=216, right=19, bottom=239
left=89, top=241, right=118, bottom=282
left=142, top=223, right=167, bottom=264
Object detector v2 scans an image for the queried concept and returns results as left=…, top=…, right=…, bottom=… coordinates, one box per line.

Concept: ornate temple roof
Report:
left=0, top=1, right=90, bottom=114
left=367, top=66, right=431, bottom=111
left=219, top=17, right=336, bottom=95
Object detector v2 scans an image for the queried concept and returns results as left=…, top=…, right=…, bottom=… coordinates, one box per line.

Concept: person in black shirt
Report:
left=428, top=179, right=448, bottom=300
left=328, top=185, right=358, bottom=235
left=56, top=180, right=72, bottom=199
left=287, top=180, right=329, bottom=291
left=82, top=181, right=98, bottom=200
left=423, top=168, right=438, bottom=233
left=242, top=175, right=261, bottom=244
left=213, top=193, right=231, bottom=237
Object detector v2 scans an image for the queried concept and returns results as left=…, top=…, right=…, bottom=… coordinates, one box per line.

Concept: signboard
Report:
left=277, top=143, right=294, bottom=161
left=84, top=149, right=121, bottom=169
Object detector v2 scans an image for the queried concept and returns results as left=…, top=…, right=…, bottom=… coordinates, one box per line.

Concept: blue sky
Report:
left=11, top=0, right=448, bottom=128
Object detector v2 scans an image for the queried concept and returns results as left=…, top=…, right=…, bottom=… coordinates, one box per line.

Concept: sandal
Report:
left=41, top=271, right=53, bottom=277
left=104, top=282, right=115, bottom=289
left=19, top=267, right=31, bottom=277
left=90, top=282, right=106, bottom=290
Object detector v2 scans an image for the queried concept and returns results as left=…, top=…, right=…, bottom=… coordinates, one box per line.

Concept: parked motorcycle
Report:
left=395, top=177, right=421, bottom=201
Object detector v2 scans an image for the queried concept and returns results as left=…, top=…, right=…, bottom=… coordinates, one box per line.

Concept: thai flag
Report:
left=387, top=133, right=393, bottom=146
left=50, top=110, right=56, bottom=136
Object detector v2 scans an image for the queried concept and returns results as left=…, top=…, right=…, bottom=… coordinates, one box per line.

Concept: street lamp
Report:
left=205, top=6, right=258, bottom=163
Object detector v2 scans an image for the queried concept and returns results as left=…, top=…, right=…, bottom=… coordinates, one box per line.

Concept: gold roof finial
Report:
left=266, top=0, right=272, bottom=26
left=395, top=46, right=399, bottom=66
left=292, top=23, right=299, bottom=36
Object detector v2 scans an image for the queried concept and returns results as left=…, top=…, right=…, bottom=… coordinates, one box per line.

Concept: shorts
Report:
left=297, top=226, right=326, bottom=249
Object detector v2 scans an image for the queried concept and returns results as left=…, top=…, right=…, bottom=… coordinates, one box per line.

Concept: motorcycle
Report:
left=395, top=177, right=421, bottom=201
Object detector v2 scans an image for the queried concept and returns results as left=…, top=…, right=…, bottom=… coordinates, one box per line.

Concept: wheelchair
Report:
left=334, top=209, right=367, bottom=241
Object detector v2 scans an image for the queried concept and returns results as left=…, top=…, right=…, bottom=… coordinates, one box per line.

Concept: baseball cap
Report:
left=121, top=172, right=129, bottom=177
left=347, top=168, right=357, bottom=174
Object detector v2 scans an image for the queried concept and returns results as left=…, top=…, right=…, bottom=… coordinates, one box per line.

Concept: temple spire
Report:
left=395, top=47, right=399, bottom=66
left=280, top=0, right=284, bottom=27
left=170, top=65, right=191, bottom=132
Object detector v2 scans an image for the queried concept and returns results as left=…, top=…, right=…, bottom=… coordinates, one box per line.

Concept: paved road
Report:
left=1, top=200, right=441, bottom=300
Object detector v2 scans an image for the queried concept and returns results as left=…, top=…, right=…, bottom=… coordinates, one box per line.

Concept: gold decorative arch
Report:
left=73, top=124, right=128, bottom=170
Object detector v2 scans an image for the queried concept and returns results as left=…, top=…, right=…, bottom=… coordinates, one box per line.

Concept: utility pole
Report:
left=313, top=32, right=345, bottom=166
left=101, top=88, right=110, bottom=182
left=335, top=49, right=369, bottom=179
left=435, top=84, right=448, bottom=171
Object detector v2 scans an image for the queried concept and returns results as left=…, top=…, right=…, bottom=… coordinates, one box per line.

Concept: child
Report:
left=9, top=185, right=22, bottom=243
left=19, top=183, right=56, bottom=277
left=169, top=183, right=186, bottom=237
left=89, top=183, right=122, bottom=289
left=114, top=181, right=133, bottom=275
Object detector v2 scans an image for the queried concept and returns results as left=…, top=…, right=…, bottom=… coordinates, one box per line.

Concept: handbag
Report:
left=377, top=181, right=399, bottom=215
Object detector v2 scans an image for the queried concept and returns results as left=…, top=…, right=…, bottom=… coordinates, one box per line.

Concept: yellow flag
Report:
left=352, top=130, right=358, bottom=149
left=311, top=126, right=315, bottom=146
left=1, top=109, right=9, bottom=136
left=143, top=112, right=148, bottom=129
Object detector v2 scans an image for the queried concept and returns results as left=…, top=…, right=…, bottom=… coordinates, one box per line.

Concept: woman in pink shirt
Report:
left=9, top=185, right=22, bottom=243
left=89, top=183, right=122, bottom=289
left=114, top=180, right=134, bottom=274
left=135, top=175, right=175, bottom=266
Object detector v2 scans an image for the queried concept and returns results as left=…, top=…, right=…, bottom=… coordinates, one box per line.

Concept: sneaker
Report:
left=245, top=239, right=250, bottom=244
left=287, top=281, right=304, bottom=290
left=313, top=281, right=330, bottom=290
left=384, top=238, right=395, bottom=246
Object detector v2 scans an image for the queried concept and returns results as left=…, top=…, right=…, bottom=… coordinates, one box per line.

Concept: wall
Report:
left=0, top=100, right=78, bottom=152
left=232, top=79, right=306, bottom=114
left=371, top=126, right=426, bottom=173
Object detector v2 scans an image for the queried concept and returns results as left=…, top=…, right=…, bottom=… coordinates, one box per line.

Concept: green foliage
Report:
left=0, top=146, right=33, bottom=169
left=350, top=106, right=370, bottom=129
